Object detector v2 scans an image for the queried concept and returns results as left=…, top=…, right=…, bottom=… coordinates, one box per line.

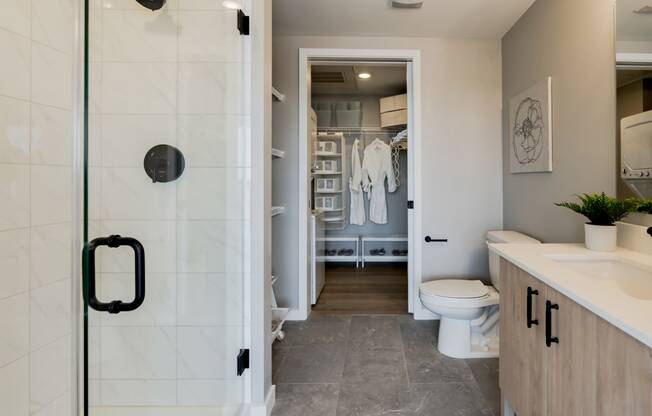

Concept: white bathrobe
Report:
left=349, top=139, right=365, bottom=225
left=362, top=138, right=396, bottom=224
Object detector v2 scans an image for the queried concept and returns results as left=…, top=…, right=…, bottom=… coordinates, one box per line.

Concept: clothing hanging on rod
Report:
left=349, top=138, right=365, bottom=225
left=362, top=138, right=396, bottom=224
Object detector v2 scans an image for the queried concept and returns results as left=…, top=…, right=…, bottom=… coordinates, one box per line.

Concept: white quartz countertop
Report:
left=490, top=243, right=652, bottom=348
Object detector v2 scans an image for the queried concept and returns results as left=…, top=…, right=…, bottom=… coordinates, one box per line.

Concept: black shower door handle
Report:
left=87, top=235, right=145, bottom=314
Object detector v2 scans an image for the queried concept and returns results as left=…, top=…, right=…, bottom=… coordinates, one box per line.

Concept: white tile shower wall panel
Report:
left=31, top=104, right=73, bottom=166
left=102, top=9, right=178, bottom=63
left=30, top=165, right=72, bottom=226
left=101, top=114, right=177, bottom=167
left=177, top=168, right=250, bottom=220
left=99, top=380, right=177, bottom=407
left=31, top=0, right=74, bottom=54
left=0, top=293, right=29, bottom=366
left=177, top=114, right=251, bottom=168
left=31, top=43, right=72, bottom=109
left=0, top=28, right=30, bottom=100
left=100, top=273, right=176, bottom=326
left=32, top=391, right=71, bottom=416
left=30, top=335, right=71, bottom=414
left=0, top=228, right=29, bottom=298
left=177, top=273, right=243, bottom=326
left=100, top=326, right=176, bottom=379
left=178, top=11, right=243, bottom=62
left=177, top=326, right=242, bottom=379
left=178, top=62, right=249, bottom=114
left=0, top=357, right=29, bottom=415
left=176, top=221, right=245, bottom=273
left=101, top=63, right=177, bottom=114
left=0, top=0, right=30, bottom=37
left=0, top=96, right=30, bottom=164
left=0, top=164, right=29, bottom=231
left=30, top=279, right=71, bottom=351
left=100, top=168, right=177, bottom=220
left=30, top=223, right=72, bottom=288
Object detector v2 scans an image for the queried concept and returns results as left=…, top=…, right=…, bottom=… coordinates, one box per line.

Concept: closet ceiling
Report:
left=311, top=65, right=406, bottom=96
left=273, top=0, right=535, bottom=38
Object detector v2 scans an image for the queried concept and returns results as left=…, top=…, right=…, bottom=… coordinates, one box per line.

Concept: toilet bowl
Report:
left=419, top=230, right=540, bottom=359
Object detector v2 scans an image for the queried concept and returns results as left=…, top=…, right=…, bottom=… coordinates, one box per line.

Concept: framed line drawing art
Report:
left=509, top=77, right=552, bottom=173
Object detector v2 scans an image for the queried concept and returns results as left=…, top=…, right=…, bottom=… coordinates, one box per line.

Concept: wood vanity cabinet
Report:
left=499, top=258, right=652, bottom=416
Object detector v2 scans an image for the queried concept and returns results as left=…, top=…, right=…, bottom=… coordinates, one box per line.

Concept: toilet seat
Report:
left=420, top=279, right=489, bottom=299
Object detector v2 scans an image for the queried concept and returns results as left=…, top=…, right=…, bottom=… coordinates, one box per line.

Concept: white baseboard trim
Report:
left=250, top=385, right=275, bottom=416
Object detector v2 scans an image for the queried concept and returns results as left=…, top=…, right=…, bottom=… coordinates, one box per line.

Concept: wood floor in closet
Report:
left=313, top=264, right=408, bottom=314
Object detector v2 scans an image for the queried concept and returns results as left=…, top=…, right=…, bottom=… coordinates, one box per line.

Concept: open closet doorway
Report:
left=298, top=49, right=422, bottom=318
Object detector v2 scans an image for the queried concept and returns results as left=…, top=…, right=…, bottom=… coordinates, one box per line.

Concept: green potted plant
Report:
left=555, top=193, right=637, bottom=251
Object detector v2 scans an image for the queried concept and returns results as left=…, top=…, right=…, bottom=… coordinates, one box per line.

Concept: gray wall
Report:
left=273, top=35, right=503, bottom=314
left=501, top=0, right=617, bottom=243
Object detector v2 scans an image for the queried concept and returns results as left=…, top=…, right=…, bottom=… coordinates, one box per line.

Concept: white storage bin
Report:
left=315, top=159, right=340, bottom=173
left=315, top=194, right=342, bottom=211
left=317, top=141, right=337, bottom=153
left=316, top=178, right=341, bottom=192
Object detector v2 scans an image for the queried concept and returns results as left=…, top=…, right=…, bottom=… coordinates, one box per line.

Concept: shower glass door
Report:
left=83, top=0, right=250, bottom=414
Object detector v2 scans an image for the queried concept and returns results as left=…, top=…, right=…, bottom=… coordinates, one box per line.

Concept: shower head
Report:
left=136, top=0, right=166, bottom=10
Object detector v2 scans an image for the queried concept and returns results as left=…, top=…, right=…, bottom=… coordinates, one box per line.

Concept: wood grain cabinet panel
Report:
left=501, top=260, right=652, bottom=416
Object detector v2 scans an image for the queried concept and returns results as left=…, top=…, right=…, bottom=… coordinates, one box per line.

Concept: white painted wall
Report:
left=272, top=36, right=504, bottom=315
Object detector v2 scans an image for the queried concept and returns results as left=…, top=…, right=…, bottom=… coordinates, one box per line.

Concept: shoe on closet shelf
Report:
left=338, top=248, right=354, bottom=256
left=325, top=249, right=338, bottom=256
left=370, top=248, right=386, bottom=256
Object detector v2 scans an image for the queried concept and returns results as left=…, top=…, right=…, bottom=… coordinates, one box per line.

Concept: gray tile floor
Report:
left=272, top=314, right=500, bottom=416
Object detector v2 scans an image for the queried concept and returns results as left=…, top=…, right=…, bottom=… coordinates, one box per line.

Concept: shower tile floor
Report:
left=271, top=314, right=500, bottom=416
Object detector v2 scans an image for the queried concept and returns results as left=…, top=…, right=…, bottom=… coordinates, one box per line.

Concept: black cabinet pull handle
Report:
left=425, top=236, right=448, bottom=243
left=545, top=300, right=559, bottom=347
left=526, top=286, right=539, bottom=328
left=86, top=235, right=146, bottom=314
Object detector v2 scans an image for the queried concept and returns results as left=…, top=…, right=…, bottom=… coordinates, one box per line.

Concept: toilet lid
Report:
left=420, top=279, right=489, bottom=299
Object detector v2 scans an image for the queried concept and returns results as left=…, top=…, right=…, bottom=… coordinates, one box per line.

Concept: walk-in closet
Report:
left=309, top=63, right=410, bottom=313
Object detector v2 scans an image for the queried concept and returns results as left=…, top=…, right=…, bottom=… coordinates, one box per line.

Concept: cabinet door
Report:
left=544, top=285, right=598, bottom=415
left=500, top=259, right=547, bottom=416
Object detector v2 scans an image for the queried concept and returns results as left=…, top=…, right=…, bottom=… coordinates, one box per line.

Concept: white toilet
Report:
left=419, top=231, right=540, bottom=359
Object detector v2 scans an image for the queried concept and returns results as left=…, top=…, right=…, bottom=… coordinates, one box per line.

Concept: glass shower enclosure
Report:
left=81, top=0, right=251, bottom=414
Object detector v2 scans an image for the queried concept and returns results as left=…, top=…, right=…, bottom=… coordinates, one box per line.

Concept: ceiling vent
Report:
left=634, top=5, right=652, bottom=14
left=312, top=72, right=345, bottom=83
left=391, top=0, right=423, bottom=9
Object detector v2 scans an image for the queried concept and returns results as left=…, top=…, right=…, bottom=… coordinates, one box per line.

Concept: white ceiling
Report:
left=273, top=0, right=536, bottom=39
left=617, top=0, right=652, bottom=41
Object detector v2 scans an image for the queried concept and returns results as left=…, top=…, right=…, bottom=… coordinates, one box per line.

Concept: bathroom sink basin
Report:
left=548, top=256, right=652, bottom=301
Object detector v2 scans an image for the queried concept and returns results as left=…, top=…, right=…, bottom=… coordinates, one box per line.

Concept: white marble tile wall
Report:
left=88, top=0, right=250, bottom=409
left=0, top=0, right=74, bottom=415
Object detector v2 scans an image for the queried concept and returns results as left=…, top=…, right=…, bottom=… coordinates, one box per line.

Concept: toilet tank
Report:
left=486, top=231, right=540, bottom=290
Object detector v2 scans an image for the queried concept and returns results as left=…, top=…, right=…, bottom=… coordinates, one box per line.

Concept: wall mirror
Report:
left=616, top=0, right=652, bottom=201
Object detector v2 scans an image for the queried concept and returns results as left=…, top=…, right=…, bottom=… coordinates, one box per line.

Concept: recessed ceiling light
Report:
left=222, top=1, right=240, bottom=9
left=358, top=72, right=371, bottom=79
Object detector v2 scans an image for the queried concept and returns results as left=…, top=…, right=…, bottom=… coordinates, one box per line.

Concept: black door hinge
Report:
left=237, top=10, right=250, bottom=35
left=237, top=349, right=250, bottom=376
left=407, top=200, right=414, bottom=209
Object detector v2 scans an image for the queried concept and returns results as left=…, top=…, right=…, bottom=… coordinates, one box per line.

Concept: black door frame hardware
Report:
left=545, top=300, right=559, bottom=347
left=237, top=10, right=250, bottom=35
left=526, top=286, right=539, bottom=328
left=407, top=200, right=414, bottom=209
left=87, top=235, right=146, bottom=314
left=237, top=349, right=250, bottom=376
left=425, top=236, right=448, bottom=243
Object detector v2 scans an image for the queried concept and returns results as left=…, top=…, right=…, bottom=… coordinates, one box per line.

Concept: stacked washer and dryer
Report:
left=419, top=231, right=541, bottom=359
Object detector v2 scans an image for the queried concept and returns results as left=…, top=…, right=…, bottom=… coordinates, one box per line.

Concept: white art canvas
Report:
left=509, top=77, right=552, bottom=173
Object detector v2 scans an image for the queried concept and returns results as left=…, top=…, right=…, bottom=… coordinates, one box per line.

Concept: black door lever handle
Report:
left=425, top=236, right=448, bottom=243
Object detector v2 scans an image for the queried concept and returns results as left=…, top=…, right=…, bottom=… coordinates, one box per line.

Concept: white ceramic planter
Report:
left=584, top=223, right=617, bottom=252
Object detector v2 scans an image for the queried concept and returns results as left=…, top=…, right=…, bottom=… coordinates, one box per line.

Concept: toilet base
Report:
left=437, top=313, right=500, bottom=359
